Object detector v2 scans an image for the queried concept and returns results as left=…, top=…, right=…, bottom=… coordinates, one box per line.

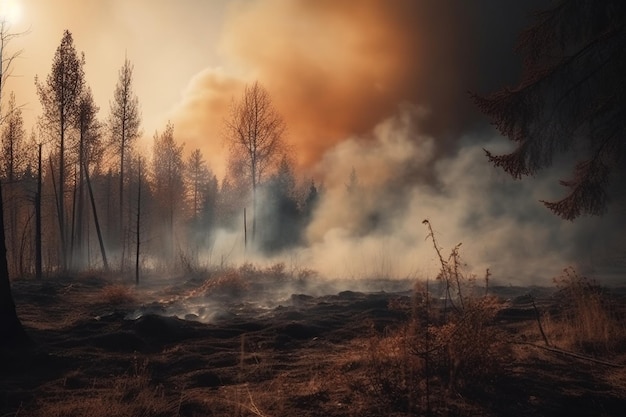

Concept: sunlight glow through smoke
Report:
left=0, top=0, right=22, bottom=24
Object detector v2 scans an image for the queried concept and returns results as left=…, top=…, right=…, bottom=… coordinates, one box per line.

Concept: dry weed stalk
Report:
left=421, top=219, right=508, bottom=389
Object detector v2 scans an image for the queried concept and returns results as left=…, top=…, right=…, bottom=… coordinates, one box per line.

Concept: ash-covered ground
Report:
left=2, top=271, right=625, bottom=417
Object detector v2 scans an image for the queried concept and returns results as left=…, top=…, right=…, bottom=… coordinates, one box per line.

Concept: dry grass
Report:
left=27, top=359, right=180, bottom=417
left=359, top=326, right=423, bottom=414
left=543, top=267, right=626, bottom=354
left=356, top=304, right=508, bottom=414
left=354, top=222, right=625, bottom=415
left=184, top=262, right=310, bottom=299
left=428, top=296, right=507, bottom=386
left=100, top=284, right=137, bottom=305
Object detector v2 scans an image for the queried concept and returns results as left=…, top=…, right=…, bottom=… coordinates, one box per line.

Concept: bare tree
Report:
left=35, top=142, right=42, bottom=279
left=0, top=19, right=28, bottom=346
left=1, top=91, right=25, bottom=181
left=1, top=91, right=25, bottom=276
left=135, top=156, right=143, bottom=285
left=0, top=20, right=22, bottom=114
left=36, top=29, right=85, bottom=268
left=473, top=0, right=626, bottom=220
left=224, top=81, right=286, bottom=241
left=108, top=57, right=141, bottom=257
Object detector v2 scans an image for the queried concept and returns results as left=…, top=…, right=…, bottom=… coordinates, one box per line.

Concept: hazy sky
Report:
left=7, top=0, right=542, bottom=177
left=9, top=0, right=226, bottom=158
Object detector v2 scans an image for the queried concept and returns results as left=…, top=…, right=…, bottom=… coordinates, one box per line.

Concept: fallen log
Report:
left=515, top=342, right=624, bottom=368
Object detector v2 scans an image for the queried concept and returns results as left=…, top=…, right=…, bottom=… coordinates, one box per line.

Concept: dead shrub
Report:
left=426, top=296, right=507, bottom=389
left=420, top=220, right=508, bottom=389
left=357, top=222, right=509, bottom=414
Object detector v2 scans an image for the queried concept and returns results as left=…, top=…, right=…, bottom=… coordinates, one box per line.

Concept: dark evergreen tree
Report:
left=258, top=157, right=301, bottom=253
left=473, top=0, right=626, bottom=220
left=151, top=122, right=185, bottom=261
left=303, top=180, right=319, bottom=222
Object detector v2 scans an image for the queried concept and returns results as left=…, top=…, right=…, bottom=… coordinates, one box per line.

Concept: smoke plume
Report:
left=291, top=106, right=624, bottom=285
left=172, top=0, right=545, bottom=176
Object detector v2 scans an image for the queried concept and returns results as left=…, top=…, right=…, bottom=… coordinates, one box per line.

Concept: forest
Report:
left=1, top=29, right=318, bottom=282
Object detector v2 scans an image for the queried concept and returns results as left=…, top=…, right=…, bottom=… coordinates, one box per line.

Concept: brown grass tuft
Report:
left=545, top=267, right=626, bottom=354
left=27, top=358, right=179, bottom=417
left=101, top=284, right=137, bottom=305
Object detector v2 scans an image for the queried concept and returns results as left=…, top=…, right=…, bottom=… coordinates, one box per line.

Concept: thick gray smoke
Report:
left=285, top=105, right=625, bottom=285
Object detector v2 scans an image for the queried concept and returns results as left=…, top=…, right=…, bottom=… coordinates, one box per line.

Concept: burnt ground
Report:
left=2, top=272, right=626, bottom=416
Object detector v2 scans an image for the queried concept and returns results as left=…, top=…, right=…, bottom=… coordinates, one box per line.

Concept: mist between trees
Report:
left=1, top=29, right=322, bottom=280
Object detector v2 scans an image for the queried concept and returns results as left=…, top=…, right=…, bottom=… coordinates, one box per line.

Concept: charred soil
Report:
left=2, top=271, right=626, bottom=416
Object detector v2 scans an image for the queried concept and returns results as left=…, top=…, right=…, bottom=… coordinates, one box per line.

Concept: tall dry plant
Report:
left=418, top=220, right=507, bottom=388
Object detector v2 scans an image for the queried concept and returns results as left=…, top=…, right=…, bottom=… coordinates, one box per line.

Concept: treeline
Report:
left=0, top=30, right=320, bottom=279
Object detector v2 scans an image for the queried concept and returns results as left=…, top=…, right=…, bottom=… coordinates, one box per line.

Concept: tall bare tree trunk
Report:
left=59, top=119, right=66, bottom=271
left=69, top=166, right=77, bottom=270
left=35, top=144, right=42, bottom=280
left=76, top=127, right=86, bottom=271
left=135, top=159, right=141, bottom=285
left=49, top=156, right=63, bottom=268
left=252, top=182, right=257, bottom=243
left=84, top=161, right=109, bottom=272
left=119, top=143, right=125, bottom=272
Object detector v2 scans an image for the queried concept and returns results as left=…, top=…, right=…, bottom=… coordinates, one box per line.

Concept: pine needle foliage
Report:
left=473, top=0, right=626, bottom=220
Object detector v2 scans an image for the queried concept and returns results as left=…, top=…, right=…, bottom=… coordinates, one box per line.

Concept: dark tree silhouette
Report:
left=108, top=57, right=141, bottom=256
left=36, top=30, right=85, bottom=267
left=258, top=156, right=301, bottom=253
left=473, top=0, right=626, bottom=220
left=151, top=122, right=185, bottom=261
left=1, top=92, right=26, bottom=181
left=185, top=148, right=218, bottom=253
left=186, top=148, right=211, bottom=220
left=0, top=20, right=28, bottom=346
left=1, top=91, right=26, bottom=276
left=75, top=87, right=105, bottom=270
left=303, top=180, right=320, bottom=223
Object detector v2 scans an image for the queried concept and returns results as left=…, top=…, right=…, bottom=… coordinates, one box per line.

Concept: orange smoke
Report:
left=173, top=0, right=476, bottom=177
